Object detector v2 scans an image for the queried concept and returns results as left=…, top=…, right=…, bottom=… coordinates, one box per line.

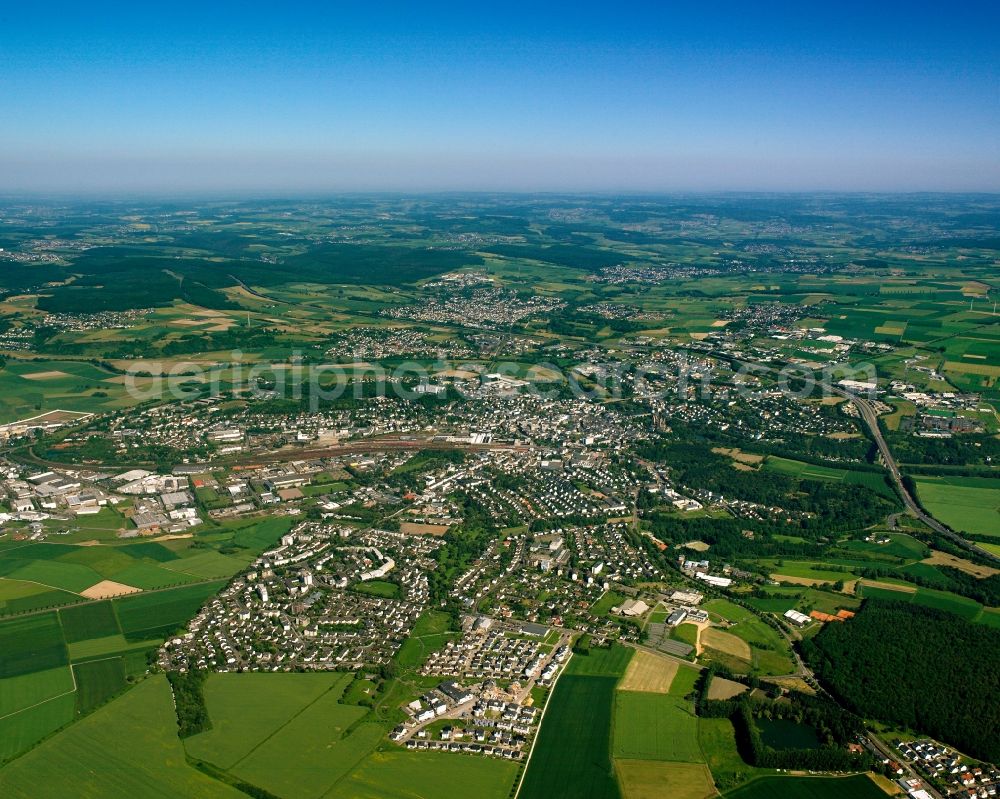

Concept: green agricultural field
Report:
left=7, top=559, right=103, bottom=593
left=724, top=774, right=890, bottom=799
left=56, top=545, right=136, bottom=575
left=73, top=657, right=127, bottom=713
left=519, top=645, right=633, bottom=799
left=613, top=691, right=703, bottom=763
left=0, top=692, right=76, bottom=765
left=0, top=676, right=242, bottom=797
left=338, top=749, right=520, bottom=799
left=158, top=550, right=249, bottom=579
left=185, top=672, right=350, bottom=769
left=230, top=686, right=381, bottom=799
left=0, top=359, right=136, bottom=424
left=0, top=666, right=74, bottom=717
left=0, top=612, right=68, bottom=678
left=107, top=562, right=201, bottom=589
left=66, top=633, right=161, bottom=661
left=58, top=600, right=121, bottom=642
left=0, top=579, right=81, bottom=615
left=112, top=579, right=226, bottom=640
left=915, top=478, right=1000, bottom=537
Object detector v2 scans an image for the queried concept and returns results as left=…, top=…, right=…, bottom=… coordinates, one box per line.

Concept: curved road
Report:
left=834, top=387, right=1000, bottom=565
left=713, top=352, right=999, bottom=564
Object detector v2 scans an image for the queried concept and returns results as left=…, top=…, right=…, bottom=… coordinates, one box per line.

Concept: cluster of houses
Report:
left=421, top=619, right=565, bottom=684
left=391, top=657, right=556, bottom=760
left=159, top=524, right=438, bottom=672
left=896, top=740, right=1000, bottom=798
left=382, top=286, right=565, bottom=330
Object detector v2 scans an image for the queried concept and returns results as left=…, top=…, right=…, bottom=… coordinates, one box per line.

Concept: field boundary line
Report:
left=0, top=682, right=76, bottom=723
left=228, top=674, right=351, bottom=772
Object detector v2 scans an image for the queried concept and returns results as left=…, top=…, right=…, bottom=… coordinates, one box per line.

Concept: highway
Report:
left=715, top=352, right=1000, bottom=566
left=832, top=387, right=1000, bottom=565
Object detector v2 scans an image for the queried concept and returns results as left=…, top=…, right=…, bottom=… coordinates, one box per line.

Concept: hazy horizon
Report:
left=2, top=1, right=998, bottom=193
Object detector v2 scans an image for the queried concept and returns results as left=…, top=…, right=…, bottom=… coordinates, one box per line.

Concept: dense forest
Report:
left=803, top=599, right=1000, bottom=763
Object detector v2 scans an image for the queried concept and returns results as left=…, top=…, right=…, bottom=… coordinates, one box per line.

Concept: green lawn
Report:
left=394, top=610, right=456, bottom=671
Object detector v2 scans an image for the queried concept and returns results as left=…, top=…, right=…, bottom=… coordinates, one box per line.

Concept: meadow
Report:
left=337, top=749, right=520, bottom=799
left=763, top=457, right=895, bottom=499
left=613, top=691, right=703, bottom=763
left=914, top=477, right=1000, bottom=537
left=0, top=676, right=242, bottom=797
left=0, top=359, right=136, bottom=424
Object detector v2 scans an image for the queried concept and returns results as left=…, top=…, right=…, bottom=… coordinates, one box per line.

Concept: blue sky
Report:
left=1, top=1, right=997, bottom=192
